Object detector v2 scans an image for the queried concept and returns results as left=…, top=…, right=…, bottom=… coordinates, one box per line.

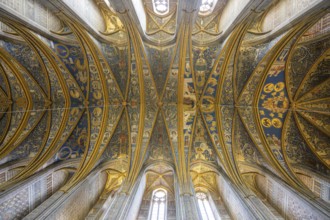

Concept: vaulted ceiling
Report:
left=0, top=0, right=329, bottom=198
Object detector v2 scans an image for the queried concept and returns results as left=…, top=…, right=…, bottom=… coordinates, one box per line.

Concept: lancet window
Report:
left=196, top=192, right=217, bottom=220
left=149, top=189, right=167, bottom=220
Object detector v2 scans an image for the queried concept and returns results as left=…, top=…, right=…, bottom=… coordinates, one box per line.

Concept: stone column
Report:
left=102, top=171, right=146, bottom=220
left=178, top=193, right=201, bottom=220
left=216, top=169, right=266, bottom=220
left=85, top=190, right=117, bottom=219
left=175, top=178, right=201, bottom=220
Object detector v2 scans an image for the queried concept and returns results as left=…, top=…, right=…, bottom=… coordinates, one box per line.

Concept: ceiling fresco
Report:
left=0, top=0, right=329, bottom=202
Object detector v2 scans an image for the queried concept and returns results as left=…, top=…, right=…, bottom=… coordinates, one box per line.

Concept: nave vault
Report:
left=0, top=0, right=329, bottom=219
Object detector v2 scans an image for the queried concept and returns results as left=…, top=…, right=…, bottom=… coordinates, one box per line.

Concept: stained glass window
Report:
left=149, top=189, right=167, bottom=220
left=152, top=0, right=169, bottom=15
left=196, top=192, right=217, bottom=220
left=199, top=0, right=217, bottom=15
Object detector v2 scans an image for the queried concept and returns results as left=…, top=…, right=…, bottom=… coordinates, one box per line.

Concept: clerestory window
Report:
left=152, top=0, right=169, bottom=15
left=149, top=189, right=167, bottom=220
left=199, top=0, right=218, bottom=15
left=196, top=192, right=217, bottom=220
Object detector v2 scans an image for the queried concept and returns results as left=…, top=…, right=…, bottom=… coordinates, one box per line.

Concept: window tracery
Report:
left=199, top=0, right=217, bottom=15
left=196, top=192, right=217, bottom=220
left=152, top=0, right=169, bottom=15
left=149, top=189, right=167, bottom=220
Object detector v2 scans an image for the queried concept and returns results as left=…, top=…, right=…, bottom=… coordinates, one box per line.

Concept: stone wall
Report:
left=255, top=174, right=328, bottom=219
left=0, top=0, right=61, bottom=31
left=47, top=171, right=107, bottom=220
left=293, top=167, right=330, bottom=203
left=61, top=0, right=105, bottom=32
left=0, top=169, right=69, bottom=220
left=219, top=0, right=250, bottom=32
left=261, top=0, right=320, bottom=32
